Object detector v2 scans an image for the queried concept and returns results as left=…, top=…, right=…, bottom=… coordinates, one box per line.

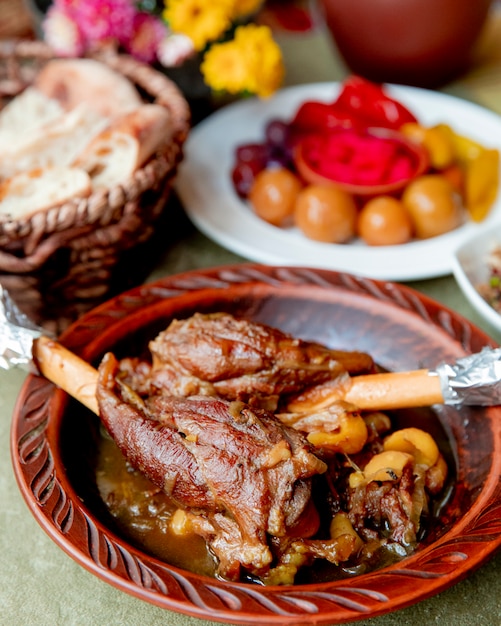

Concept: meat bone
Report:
left=2, top=277, right=498, bottom=417
left=32, top=335, right=479, bottom=415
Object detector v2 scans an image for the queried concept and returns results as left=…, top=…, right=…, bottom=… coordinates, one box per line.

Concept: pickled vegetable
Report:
left=231, top=75, right=500, bottom=246
left=357, top=196, right=413, bottom=246
left=293, top=127, right=428, bottom=194
left=464, top=148, right=500, bottom=222
left=294, top=185, right=357, bottom=243
left=402, top=174, right=463, bottom=238
left=401, top=123, right=455, bottom=169
left=249, top=167, right=302, bottom=226
left=432, top=124, right=500, bottom=222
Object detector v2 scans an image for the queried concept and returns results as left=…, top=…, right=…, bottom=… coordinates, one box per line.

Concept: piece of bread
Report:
left=0, top=59, right=163, bottom=221
left=0, top=86, right=64, bottom=151
left=108, top=104, right=174, bottom=167
left=0, top=166, right=92, bottom=221
left=73, top=104, right=173, bottom=189
left=0, top=103, right=108, bottom=179
left=34, top=58, right=143, bottom=118
left=73, top=131, right=138, bottom=191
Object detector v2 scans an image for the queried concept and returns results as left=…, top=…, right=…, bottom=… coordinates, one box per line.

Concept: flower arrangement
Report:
left=41, top=0, right=285, bottom=98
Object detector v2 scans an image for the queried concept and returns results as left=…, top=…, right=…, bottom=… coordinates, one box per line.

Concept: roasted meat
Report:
left=347, top=462, right=427, bottom=547
left=95, top=313, right=447, bottom=584
left=128, top=312, right=375, bottom=409
left=96, top=352, right=328, bottom=580
left=117, top=312, right=375, bottom=454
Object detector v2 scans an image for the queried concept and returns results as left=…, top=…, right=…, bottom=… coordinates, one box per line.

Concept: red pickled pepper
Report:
left=231, top=75, right=424, bottom=197
left=290, top=75, right=418, bottom=134
left=298, top=130, right=419, bottom=186
left=289, top=77, right=421, bottom=188
left=334, top=76, right=418, bottom=130
left=291, top=101, right=365, bottom=133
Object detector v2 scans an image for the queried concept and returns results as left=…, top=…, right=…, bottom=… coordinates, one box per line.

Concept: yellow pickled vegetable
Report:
left=441, top=125, right=484, bottom=163
left=433, top=124, right=499, bottom=222
left=400, top=122, right=427, bottom=145
left=401, top=122, right=455, bottom=169
left=464, top=148, right=500, bottom=222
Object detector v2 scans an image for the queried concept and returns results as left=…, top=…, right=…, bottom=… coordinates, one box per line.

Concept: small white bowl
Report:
left=452, top=224, right=501, bottom=336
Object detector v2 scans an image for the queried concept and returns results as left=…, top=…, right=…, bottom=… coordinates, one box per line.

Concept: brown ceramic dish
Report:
left=10, top=264, right=501, bottom=624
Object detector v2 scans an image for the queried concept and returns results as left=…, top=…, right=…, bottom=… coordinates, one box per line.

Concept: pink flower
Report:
left=69, top=0, right=136, bottom=44
left=42, top=5, right=86, bottom=57
left=124, top=12, right=167, bottom=64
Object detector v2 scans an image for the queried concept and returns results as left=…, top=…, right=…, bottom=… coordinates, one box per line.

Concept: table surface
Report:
left=1, top=4, right=501, bottom=626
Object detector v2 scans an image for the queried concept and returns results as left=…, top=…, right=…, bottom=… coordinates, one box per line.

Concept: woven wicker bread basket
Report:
left=0, top=39, right=191, bottom=333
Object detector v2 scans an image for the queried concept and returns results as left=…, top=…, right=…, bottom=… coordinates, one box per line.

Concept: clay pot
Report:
left=318, top=0, right=494, bottom=87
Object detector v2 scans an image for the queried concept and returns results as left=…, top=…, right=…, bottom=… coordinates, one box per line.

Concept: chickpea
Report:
left=425, top=453, right=448, bottom=495
left=307, top=413, right=368, bottom=454
left=349, top=450, right=413, bottom=488
left=383, top=427, right=439, bottom=468
left=330, top=513, right=364, bottom=551
left=170, top=509, right=194, bottom=535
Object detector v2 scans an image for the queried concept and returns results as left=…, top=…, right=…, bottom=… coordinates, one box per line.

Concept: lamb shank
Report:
left=97, top=352, right=334, bottom=581
left=122, top=311, right=375, bottom=409
left=94, top=313, right=447, bottom=584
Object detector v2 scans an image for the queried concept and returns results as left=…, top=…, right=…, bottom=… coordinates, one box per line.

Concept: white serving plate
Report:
left=176, top=82, right=501, bottom=281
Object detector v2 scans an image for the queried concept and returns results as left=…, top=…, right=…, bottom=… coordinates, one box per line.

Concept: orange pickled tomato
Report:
left=358, top=196, right=413, bottom=245
left=402, top=174, right=463, bottom=239
left=294, top=185, right=357, bottom=243
left=249, top=167, right=303, bottom=226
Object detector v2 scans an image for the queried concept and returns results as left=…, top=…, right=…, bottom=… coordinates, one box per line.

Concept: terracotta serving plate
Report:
left=10, top=264, right=501, bottom=625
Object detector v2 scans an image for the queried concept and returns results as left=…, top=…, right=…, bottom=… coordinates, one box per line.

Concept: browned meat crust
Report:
left=97, top=352, right=328, bottom=580
left=145, top=312, right=374, bottom=407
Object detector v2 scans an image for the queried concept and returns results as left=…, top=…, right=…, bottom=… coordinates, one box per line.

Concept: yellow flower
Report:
left=200, top=40, right=250, bottom=95
left=236, top=24, right=285, bottom=97
left=163, top=0, right=234, bottom=51
left=164, top=2, right=283, bottom=98
left=201, top=25, right=284, bottom=97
